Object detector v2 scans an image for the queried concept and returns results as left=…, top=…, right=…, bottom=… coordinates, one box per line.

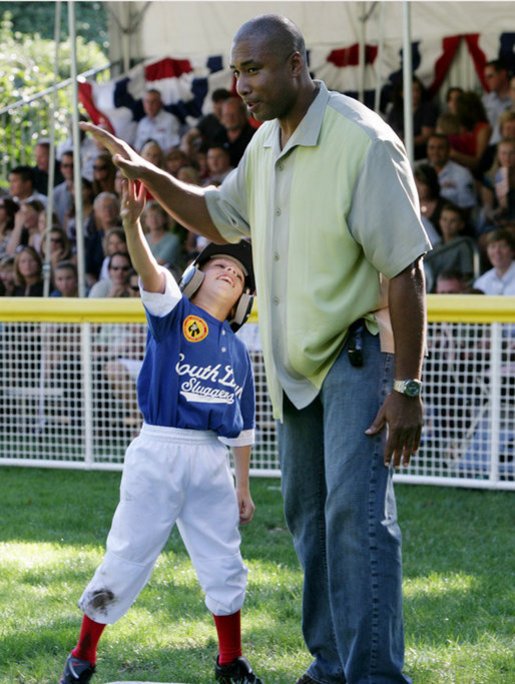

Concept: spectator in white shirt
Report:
left=482, top=60, right=512, bottom=146
left=133, top=89, right=182, bottom=153
left=474, top=228, right=515, bottom=295
left=427, top=134, right=477, bottom=214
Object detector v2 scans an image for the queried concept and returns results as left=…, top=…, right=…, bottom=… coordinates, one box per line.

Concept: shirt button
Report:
left=277, top=163, right=283, bottom=171
left=274, top=252, right=280, bottom=261
left=275, top=208, right=281, bottom=216
left=221, top=346, right=227, bottom=352
left=222, top=330, right=226, bottom=336
left=273, top=296, right=280, bottom=305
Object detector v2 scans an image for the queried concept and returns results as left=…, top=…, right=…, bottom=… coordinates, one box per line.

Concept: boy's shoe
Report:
left=215, top=655, right=263, bottom=683
left=59, top=654, right=95, bottom=683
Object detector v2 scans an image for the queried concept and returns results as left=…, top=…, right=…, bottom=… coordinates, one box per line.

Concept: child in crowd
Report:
left=59, top=178, right=262, bottom=684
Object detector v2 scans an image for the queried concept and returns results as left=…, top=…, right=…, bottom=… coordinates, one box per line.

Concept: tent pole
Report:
left=43, top=0, right=62, bottom=297
left=68, top=0, right=86, bottom=297
left=402, top=0, right=414, bottom=166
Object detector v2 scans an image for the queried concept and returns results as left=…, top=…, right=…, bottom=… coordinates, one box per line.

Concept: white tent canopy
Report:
left=106, top=1, right=513, bottom=62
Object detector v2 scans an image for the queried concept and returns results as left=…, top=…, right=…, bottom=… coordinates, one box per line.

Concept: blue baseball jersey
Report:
left=137, top=269, right=255, bottom=446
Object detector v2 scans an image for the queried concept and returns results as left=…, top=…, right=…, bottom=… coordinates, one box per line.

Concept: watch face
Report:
left=404, top=380, right=421, bottom=397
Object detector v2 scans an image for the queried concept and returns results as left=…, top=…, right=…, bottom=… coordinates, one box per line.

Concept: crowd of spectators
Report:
left=0, top=61, right=514, bottom=302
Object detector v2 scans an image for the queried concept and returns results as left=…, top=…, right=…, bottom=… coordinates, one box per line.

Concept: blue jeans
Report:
left=278, top=330, right=411, bottom=684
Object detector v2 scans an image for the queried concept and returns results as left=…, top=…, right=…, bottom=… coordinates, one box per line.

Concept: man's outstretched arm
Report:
left=80, top=122, right=227, bottom=243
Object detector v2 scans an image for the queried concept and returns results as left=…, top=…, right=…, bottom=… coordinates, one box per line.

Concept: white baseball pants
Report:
left=78, top=423, right=247, bottom=624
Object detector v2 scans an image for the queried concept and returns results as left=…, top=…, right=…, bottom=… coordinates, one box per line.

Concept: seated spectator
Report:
left=424, top=203, right=478, bottom=289
left=449, top=91, right=492, bottom=173
left=203, top=144, right=233, bottom=186
left=177, top=165, right=200, bottom=185
left=445, top=87, right=463, bottom=116
left=0, top=255, right=15, bottom=296
left=163, top=147, right=190, bottom=178
left=435, top=269, right=468, bottom=294
left=181, top=87, right=232, bottom=154
left=426, top=133, right=477, bottom=215
left=40, top=227, right=74, bottom=286
left=474, top=228, right=515, bottom=295
left=213, top=96, right=256, bottom=167
left=134, top=88, right=182, bottom=153
left=85, top=192, right=121, bottom=286
left=479, top=137, right=515, bottom=232
left=0, top=198, right=19, bottom=258
left=52, top=151, right=75, bottom=228
left=56, top=114, right=98, bottom=181
left=66, top=177, right=95, bottom=252
left=141, top=201, right=181, bottom=270
left=5, top=199, right=46, bottom=256
left=92, top=153, right=117, bottom=198
left=88, top=250, right=132, bottom=298
left=12, top=246, right=44, bottom=296
left=482, top=59, right=512, bottom=145
left=98, top=228, right=128, bottom=282
left=50, top=260, right=79, bottom=297
left=140, top=138, right=164, bottom=168
left=413, top=163, right=446, bottom=238
left=386, top=75, right=439, bottom=159
left=8, top=165, right=47, bottom=206
left=32, top=139, right=63, bottom=195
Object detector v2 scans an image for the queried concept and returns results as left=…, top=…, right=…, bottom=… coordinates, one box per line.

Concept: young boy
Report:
left=59, top=178, right=262, bottom=684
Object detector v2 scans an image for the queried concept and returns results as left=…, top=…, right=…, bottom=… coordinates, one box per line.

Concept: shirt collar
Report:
left=263, top=80, right=330, bottom=152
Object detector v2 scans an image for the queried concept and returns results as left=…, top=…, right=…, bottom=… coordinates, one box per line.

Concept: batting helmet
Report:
left=179, top=240, right=255, bottom=332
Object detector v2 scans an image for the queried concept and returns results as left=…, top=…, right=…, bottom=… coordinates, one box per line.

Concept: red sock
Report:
left=213, top=610, right=242, bottom=665
left=71, top=614, right=106, bottom=666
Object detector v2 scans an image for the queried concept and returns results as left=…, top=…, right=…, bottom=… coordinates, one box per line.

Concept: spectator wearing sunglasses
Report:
left=88, top=251, right=132, bottom=298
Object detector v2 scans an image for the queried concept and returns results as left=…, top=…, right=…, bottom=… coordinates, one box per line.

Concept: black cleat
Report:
left=59, top=654, right=95, bottom=683
left=215, top=655, right=263, bottom=683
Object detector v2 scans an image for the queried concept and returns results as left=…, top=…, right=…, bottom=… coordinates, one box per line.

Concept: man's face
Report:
left=94, top=198, right=119, bottom=228
left=484, top=66, right=506, bottom=94
left=427, top=138, right=449, bottom=167
left=221, top=99, right=247, bottom=132
left=60, top=155, right=74, bottom=181
left=143, top=92, right=163, bottom=119
left=54, top=268, right=77, bottom=297
left=35, top=144, right=50, bottom=171
left=487, top=239, right=513, bottom=271
left=230, top=33, right=298, bottom=123
left=207, top=148, right=231, bottom=175
left=9, top=173, right=29, bottom=199
left=439, top=210, right=464, bottom=240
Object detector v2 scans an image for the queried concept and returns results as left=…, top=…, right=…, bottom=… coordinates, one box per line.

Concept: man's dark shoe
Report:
left=59, top=654, right=95, bottom=683
left=215, top=655, right=263, bottom=683
left=295, top=674, right=319, bottom=684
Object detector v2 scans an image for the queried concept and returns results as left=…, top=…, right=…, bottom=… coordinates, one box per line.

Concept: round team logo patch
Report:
left=183, top=315, right=209, bottom=342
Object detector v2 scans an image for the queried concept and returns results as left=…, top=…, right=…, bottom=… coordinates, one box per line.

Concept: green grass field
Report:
left=0, top=467, right=513, bottom=683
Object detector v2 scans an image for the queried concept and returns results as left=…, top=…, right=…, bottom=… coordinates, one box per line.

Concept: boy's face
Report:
left=201, top=256, right=245, bottom=307
left=439, top=210, right=464, bottom=240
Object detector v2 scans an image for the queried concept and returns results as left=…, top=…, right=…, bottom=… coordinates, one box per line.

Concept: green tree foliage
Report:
left=0, top=6, right=108, bottom=183
left=0, top=1, right=108, bottom=47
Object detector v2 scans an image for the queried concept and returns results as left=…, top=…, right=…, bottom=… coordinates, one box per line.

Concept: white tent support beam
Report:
left=402, top=0, right=414, bottom=166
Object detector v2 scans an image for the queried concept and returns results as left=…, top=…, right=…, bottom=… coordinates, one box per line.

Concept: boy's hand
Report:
left=120, top=178, right=146, bottom=229
left=237, top=487, right=255, bottom=525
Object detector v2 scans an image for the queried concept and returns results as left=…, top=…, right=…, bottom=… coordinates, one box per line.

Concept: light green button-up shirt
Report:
left=205, top=81, right=431, bottom=419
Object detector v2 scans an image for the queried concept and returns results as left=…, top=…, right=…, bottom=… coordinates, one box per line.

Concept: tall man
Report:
left=81, top=14, right=430, bottom=684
